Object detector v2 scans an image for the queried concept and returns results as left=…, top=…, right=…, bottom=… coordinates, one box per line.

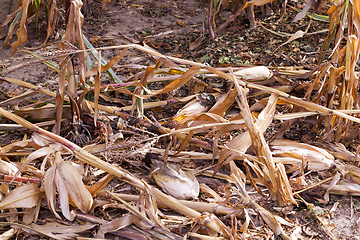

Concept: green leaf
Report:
left=83, top=34, right=122, bottom=83
left=199, top=54, right=210, bottom=63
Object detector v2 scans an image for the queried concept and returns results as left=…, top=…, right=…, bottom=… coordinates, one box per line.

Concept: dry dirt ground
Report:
left=0, top=0, right=360, bottom=239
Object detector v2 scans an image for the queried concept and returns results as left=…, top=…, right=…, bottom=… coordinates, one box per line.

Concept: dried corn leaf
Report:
left=57, top=159, right=93, bottom=214
left=9, top=0, right=30, bottom=56
left=250, top=200, right=291, bottom=240
left=14, top=105, right=71, bottom=121
left=44, top=165, right=60, bottom=219
left=317, top=141, right=357, bottom=162
left=0, top=184, right=44, bottom=210
left=28, top=222, right=95, bottom=239
left=345, top=165, right=360, bottom=184
left=230, top=162, right=290, bottom=240
left=15, top=146, right=55, bottom=177
left=292, top=0, right=315, bottom=22
left=141, top=66, right=201, bottom=97
left=0, top=90, right=36, bottom=107
left=209, top=88, right=238, bottom=116
left=215, top=92, right=278, bottom=175
left=1, top=139, right=31, bottom=154
left=85, top=47, right=129, bottom=77
left=172, top=93, right=215, bottom=124
left=144, top=181, right=222, bottom=233
left=234, top=73, right=296, bottom=205
left=96, top=214, right=136, bottom=238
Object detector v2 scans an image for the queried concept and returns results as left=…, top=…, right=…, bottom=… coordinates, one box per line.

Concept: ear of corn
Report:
left=271, top=139, right=335, bottom=171
left=151, top=161, right=199, bottom=200
left=234, top=66, right=272, bottom=81
left=323, top=179, right=360, bottom=196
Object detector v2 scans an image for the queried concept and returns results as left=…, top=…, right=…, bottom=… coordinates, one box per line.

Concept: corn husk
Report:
left=323, top=179, right=360, bottom=196
left=271, top=139, right=335, bottom=171
left=150, top=161, right=199, bottom=200
left=345, top=165, right=360, bottom=185
left=0, top=228, right=16, bottom=240
left=0, top=159, right=19, bottom=175
left=44, top=152, right=93, bottom=220
left=329, top=0, right=344, bottom=6
left=234, top=66, right=272, bottom=81
left=172, top=93, right=215, bottom=124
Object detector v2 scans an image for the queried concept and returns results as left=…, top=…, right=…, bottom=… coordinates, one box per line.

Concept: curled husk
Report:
left=45, top=152, right=93, bottom=220
left=151, top=161, right=199, bottom=200
left=172, top=93, right=215, bottom=124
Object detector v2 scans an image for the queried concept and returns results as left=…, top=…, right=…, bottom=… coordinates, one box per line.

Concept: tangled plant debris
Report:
left=0, top=0, right=359, bottom=239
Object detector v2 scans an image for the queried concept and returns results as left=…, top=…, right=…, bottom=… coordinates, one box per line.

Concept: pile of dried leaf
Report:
left=0, top=0, right=360, bottom=239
